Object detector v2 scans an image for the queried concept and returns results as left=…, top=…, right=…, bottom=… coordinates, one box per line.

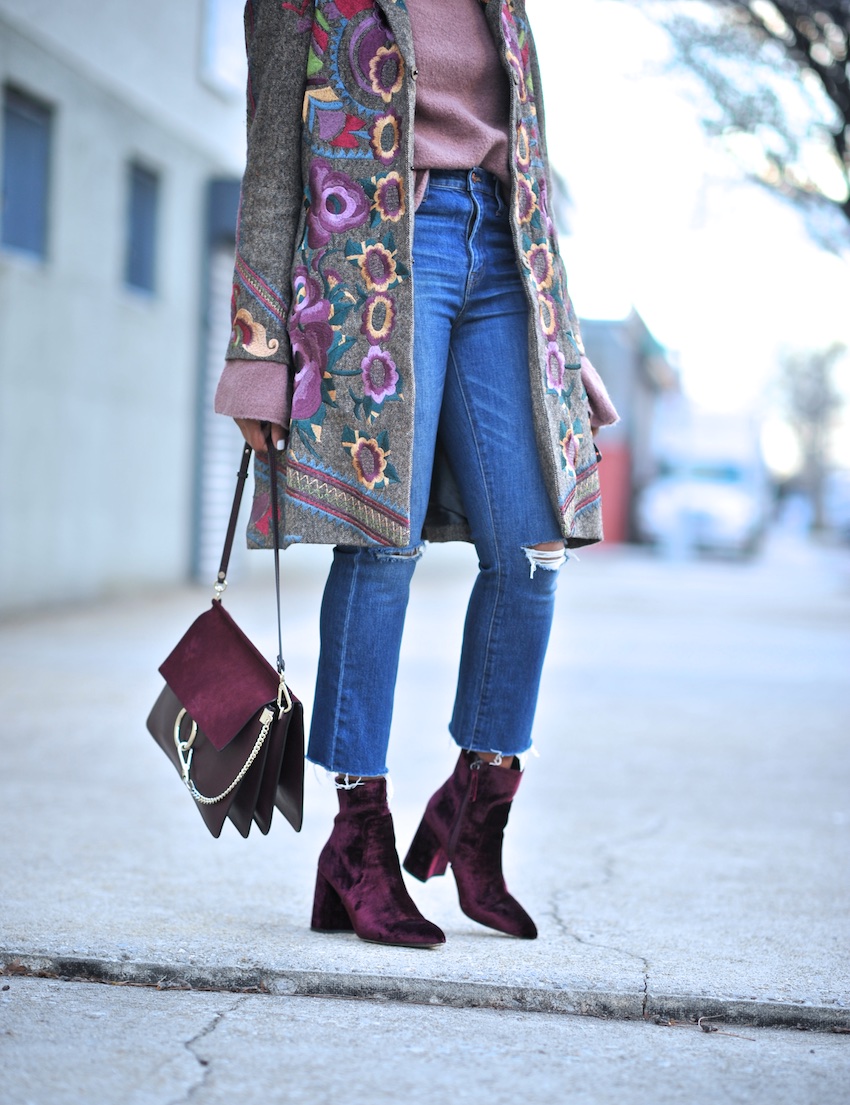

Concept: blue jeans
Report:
left=307, top=168, right=565, bottom=776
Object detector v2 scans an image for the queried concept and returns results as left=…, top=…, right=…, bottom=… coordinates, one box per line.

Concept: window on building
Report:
left=125, top=162, right=160, bottom=293
left=1, top=85, right=53, bottom=258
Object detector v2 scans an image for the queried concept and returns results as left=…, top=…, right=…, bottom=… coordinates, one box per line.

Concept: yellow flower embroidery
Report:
left=345, top=433, right=389, bottom=490
left=537, top=293, right=558, bottom=337
left=515, top=177, right=538, bottom=225
left=369, top=45, right=405, bottom=103
left=357, top=242, right=399, bottom=293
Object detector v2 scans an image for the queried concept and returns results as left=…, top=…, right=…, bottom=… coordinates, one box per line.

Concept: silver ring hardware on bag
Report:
left=172, top=705, right=275, bottom=805
left=173, top=708, right=199, bottom=784
left=277, top=675, right=293, bottom=716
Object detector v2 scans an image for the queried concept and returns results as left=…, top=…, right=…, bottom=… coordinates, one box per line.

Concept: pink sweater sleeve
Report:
left=580, top=355, right=620, bottom=431
left=214, top=359, right=292, bottom=426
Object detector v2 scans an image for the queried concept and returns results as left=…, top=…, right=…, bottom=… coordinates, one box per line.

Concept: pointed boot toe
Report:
left=404, top=751, right=537, bottom=939
left=312, top=778, right=445, bottom=949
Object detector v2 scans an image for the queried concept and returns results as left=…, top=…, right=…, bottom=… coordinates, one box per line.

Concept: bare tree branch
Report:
left=632, top=1, right=850, bottom=244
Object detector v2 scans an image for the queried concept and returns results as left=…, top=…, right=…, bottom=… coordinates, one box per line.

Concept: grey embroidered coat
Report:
left=223, top=0, right=604, bottom=549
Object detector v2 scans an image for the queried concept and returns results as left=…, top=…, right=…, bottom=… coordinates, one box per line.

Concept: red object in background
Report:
left=596, top=441, right=631, bottom=544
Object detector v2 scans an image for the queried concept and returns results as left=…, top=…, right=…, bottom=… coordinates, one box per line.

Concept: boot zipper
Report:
left=447, top=757, right=482, bottom=860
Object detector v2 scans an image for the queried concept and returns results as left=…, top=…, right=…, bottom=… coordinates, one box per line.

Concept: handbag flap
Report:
left=159, top=601, right=279, bottom=750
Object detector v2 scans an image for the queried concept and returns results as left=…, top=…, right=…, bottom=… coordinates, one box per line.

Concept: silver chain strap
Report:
left=173, top=705, right=275, bottom=806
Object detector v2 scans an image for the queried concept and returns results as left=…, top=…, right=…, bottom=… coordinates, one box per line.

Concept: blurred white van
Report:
left=637, top=408, right=771, bottom=556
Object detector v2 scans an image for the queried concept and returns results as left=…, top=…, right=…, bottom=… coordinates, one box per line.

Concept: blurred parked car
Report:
left=824, top=469, right=850, bottom=542
left=638, top=459, right=770, bottom=556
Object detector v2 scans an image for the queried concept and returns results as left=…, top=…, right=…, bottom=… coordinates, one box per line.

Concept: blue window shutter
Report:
left=1, top=86, right=53, bottom=257
left=125, top=162, right=159, bottom=292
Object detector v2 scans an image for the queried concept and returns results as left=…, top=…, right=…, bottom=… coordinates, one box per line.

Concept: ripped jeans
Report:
left=307, top=168, right=566, bottom=777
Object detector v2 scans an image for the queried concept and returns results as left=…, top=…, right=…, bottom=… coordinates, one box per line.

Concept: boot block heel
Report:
left=403, top=815, right=449, bottom=882
left=311, top=872, right=354, bottom=933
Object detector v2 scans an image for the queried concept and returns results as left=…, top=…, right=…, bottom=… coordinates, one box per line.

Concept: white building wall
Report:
left=0, top=0, right=247, bottom=165
left=0, top=1, right=246, bottom=612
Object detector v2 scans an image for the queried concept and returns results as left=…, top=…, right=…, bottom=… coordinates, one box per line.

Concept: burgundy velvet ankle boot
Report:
left=311, top=777, right=445, bottom=948
left=403, top=752, right=537, bottom=939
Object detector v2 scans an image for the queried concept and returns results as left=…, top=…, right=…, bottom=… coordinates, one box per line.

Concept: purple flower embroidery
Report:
left=527, top=244, right=554, bottom=290
left=290, top=325, right=331, bottom=421
left=291, top=266, right=327, bottom=326
left=361, top=346, right=399, bottom=404
left=501, top=6, right=519, bottom=48
left=356, top=241, right=398, bottom=292
left=537, top=175, right=554, bottom=236
left=546, top=342, right=566, bottom=391
left=560, top=425, right=579, bottom=472
left=307, top=159, right=369, bottom=248
left=515, top=176, right=537, bottom=224
left=288, top=269, right=334, bottom=421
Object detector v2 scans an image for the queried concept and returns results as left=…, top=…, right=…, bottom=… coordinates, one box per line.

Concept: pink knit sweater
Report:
left=408, top=0, right=510, bottom=203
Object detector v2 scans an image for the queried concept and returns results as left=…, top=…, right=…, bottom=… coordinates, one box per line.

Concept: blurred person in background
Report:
left=215, top=0, right=618, bottom=948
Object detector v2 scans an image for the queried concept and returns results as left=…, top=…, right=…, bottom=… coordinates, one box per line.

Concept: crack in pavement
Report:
left=172, top=995, right=252, bottom=1105
left=548, top=816, right=662, bottom=1016
left=548, top=898, right=651, bottom=1018
left=568, top=816, right=667, bottom=896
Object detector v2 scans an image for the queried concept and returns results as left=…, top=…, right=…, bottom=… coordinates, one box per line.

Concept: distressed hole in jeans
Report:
left=374, top=543, right=425, bottom=562
left=523, top=543, right=567, bottom=579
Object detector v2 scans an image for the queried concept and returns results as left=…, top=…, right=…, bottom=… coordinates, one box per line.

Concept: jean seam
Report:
left=447, top=345, right=504, bottom=747
left=461, top=191, right=484, bottom=313
left=326, top=552, right=361, bottom=771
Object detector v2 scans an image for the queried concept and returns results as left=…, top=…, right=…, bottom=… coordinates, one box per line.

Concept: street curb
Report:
left=3, top=952, right=848, bottom=1033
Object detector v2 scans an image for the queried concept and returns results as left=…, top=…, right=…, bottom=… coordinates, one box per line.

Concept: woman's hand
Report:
left=234, top=418, right=287, bottom=453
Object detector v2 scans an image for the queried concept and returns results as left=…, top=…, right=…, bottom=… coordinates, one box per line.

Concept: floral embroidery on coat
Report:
left=230, top=0, right=601, bottom=549
left=280, top=3, right=413, bottom=501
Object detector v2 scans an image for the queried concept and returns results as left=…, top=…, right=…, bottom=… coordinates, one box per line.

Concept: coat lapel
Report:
left=478, top=0, right=504, bottom=39
left=373, top=0, right=415, bottom=69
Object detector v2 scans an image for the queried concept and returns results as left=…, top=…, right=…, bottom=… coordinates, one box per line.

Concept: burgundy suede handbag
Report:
left=146, top=439, right=304, bottom=838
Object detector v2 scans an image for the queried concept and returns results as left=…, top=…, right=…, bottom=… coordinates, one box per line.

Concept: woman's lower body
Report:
left=307, top=169, right=567, bottom=945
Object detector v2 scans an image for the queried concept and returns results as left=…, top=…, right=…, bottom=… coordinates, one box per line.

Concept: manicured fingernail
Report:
left=275, top=438, right=286, bottom=450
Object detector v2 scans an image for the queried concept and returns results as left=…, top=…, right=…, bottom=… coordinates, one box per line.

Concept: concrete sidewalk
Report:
left=1, top=535, right=848, bottom=1030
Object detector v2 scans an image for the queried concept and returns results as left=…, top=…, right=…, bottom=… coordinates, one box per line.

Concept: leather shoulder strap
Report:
left=215, top=439, right=285, bottom=673
left=216, top=441, right=254, bottom=594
